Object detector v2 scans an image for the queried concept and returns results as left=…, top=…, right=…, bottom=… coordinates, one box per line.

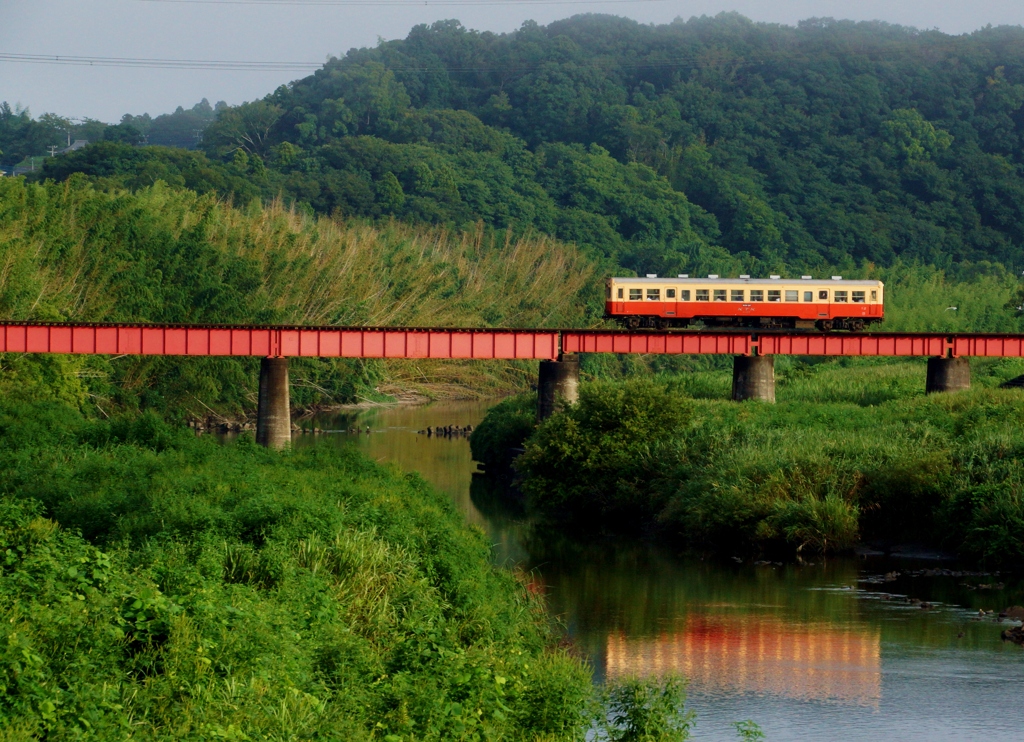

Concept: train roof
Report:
left=609, top=276, right=883, bottom=286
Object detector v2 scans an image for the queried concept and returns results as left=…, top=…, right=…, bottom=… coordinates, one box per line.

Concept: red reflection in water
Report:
left=605, top=616, right=881, bottom=707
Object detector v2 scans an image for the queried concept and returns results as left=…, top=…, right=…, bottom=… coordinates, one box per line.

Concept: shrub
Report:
left=493, top=368, right=1024, bottom=564
left=469, top=393, right=537, bottom=471
left=0, top=400, right=593, bottom=739
left=767, top=494, right=860, bottom=553
left=516, top=379, right=688, bottom=527
left=596, top=675, right=694, bottom=742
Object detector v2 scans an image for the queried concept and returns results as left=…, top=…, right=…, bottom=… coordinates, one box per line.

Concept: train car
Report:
left=605, top=275, right=884, bottom=331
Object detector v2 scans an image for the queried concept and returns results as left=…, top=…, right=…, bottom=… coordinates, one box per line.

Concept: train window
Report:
left=714, top=289, right=727, bottom=301
left=629, top=289, right=642, bottom=301
left=785, top=290, right=798, bottom=302
left=852, top=291, right=866, bottom=303
left=606, top=284, right=612, bottom=299
left=731, top=289, right=745, bottom=301
left=647, top=289, right=661, bottom=301
left=696, top=289, right=709, bottom=301
left=767, top=290, right=781, bottom=302
left=666, top=288, right=676, bottom=299
left=834, top=291, right=848, bottom=303
left=818, top=290, right=829, bottom=300
left=617, top=288, right=624, bottom=299
left=681, top=290, right=691, bottom=301
left=750, top=290, right=764, bottom=302
left=803, top=291, right=813, bottom=302
left=870, top=290, right=877, bottom=301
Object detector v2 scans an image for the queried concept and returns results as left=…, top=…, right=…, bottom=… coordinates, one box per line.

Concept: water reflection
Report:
left=524, top=536, right=882, bottom=705
left=606, top=620, right=881, bottom=707
left=289, top=400, right=1024, bottom=741
left=295, top=400, right=528, bottom=564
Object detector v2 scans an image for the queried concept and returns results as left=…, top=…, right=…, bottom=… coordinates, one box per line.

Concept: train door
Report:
left=817, top=288, right=831, bottom=319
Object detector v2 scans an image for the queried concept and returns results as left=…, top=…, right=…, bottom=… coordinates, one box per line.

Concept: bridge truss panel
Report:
left=757, top=333, right=951, bottom=357
left=0, top=324, right=562, bottom=360
left=6, top=323, right=1024, bottom=359
left=562, top=331, right=754, bottom=356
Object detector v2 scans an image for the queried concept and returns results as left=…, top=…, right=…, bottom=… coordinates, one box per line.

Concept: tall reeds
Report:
left=0, top=177, right=598, bottom=410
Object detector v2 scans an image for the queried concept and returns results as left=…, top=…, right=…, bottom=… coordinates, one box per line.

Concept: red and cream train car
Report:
left=605, top=275, right=884, bottom=331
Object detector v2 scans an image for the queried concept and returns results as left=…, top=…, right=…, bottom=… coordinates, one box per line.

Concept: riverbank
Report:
left=472, top=358, right=1024, bottom=567
left=0, top=399, right=594, bottom=740
left=289, top=398, right=1024, bottom=741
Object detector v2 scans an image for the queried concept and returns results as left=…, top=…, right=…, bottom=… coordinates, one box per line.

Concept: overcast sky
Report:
left=2, top=0, right=1024, bottom=123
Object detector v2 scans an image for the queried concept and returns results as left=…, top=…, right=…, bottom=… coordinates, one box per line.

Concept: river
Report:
left=295, top=399, right=1024, bottom=742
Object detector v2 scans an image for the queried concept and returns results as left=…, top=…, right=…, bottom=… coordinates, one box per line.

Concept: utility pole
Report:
left=48, top=145, right=59, bottom=157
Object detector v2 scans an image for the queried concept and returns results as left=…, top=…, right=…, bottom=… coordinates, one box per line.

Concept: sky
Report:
left=2, top=0, right=1024, bottom=123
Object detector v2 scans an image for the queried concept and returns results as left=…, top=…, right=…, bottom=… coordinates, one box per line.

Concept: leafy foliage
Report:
left=495, top=362, right=1024, bottom=564
left=0, top=400, right=592, bottom=740
left=26, top=14, right=1024, bottom=274
left=515, top=379, right=688, bottom=528
left=469, top=393, right=537, bottom=471
left=595, top=676, right=694, bottom=742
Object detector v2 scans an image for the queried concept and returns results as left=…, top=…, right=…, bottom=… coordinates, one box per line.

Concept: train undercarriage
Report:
left=611, top=316, right=881, bottom=332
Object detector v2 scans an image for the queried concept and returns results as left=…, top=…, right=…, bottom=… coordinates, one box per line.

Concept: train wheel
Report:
left=816, top=320, right=834, bottom=332
left=626, top=317, right=641, bottom=330
left=655, top=318, right=671, bottom=330
left=849, top=319, right=865, bottom=332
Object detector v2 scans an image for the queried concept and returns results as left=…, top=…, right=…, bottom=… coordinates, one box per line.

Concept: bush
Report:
left=516, top=379, right=688, bottom=528
left=767, top=494, right=860, bottom=554
left=596, top=675, right=694, bottom=742
left=0, top=400, right=593, bottom=740
left=470, top=393, right=537, bottom=471
left=492, top=364, right=1024, bottom=564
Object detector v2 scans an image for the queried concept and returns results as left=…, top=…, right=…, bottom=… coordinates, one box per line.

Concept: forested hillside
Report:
left=0, top=99, right=224, bottom=166
left=30, top=13, right=1024, bottom=277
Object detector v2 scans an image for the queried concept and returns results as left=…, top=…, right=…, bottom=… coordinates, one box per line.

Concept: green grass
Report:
left=476, top=358, right=1024, bottom=565
left=0, top=400, right=593, bottom=740
left=0, top=176, right=598, bottom=417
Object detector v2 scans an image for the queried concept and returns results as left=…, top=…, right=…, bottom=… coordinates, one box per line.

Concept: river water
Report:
left=296, top=400, right=1024, bottom=741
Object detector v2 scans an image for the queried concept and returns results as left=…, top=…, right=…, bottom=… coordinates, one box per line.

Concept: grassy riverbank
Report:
left=473, top=358, right=1024, bottom=566
left=0, top=400, right=596, bottom=740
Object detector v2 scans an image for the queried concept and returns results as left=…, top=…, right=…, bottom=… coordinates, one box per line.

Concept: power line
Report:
left=1, top=41, right=994, bottom=74
left=0, top=53, right=321, bottom=71
left=0, top=51, right=750, bottom=73
left=135, top=0, right=665, bottom=5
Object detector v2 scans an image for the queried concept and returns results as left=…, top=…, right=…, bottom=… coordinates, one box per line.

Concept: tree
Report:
left=202, top=100, right=283, bottom=157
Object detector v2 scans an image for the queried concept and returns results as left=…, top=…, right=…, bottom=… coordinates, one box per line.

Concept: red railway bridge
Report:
left=2, top=321, right=1018, bottom=448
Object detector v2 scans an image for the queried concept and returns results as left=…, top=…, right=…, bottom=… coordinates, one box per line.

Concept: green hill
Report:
left=36, top=13, right=1024, bottom=276
left=9, top=13, right=1024, bottom=409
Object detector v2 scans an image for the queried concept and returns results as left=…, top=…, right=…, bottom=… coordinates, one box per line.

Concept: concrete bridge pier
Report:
left=926, top=356, right=971, bottom=394
left=537, top=354, right=580, bottom=421
left=732, top=355, right=775, bottom=402
left=256, top=357, right=292, bottom=449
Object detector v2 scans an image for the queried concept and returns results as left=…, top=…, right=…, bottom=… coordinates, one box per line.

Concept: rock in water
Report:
left=1000, top=625, right=1024, bottom=645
